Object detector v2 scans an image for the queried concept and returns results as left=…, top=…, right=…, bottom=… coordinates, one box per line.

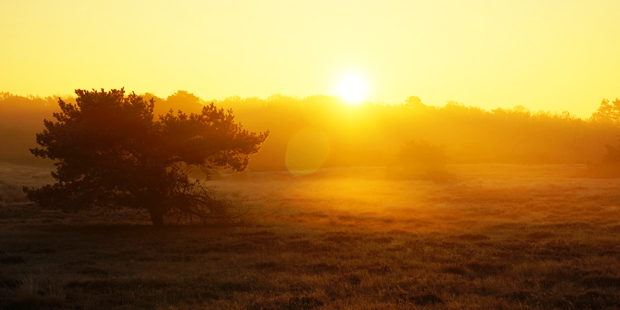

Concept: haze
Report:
left=2, top=0, right=620, bottom=117
left=4, top=2, right=620, bottom=308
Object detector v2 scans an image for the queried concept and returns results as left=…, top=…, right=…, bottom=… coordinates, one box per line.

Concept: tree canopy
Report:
left=3, top=91, right=620, bottom=168
left=24, top=88, right=269, bottom=226
left=591, top=98, right=620, bottom=123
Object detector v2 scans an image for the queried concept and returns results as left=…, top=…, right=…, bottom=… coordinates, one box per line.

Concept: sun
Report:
left=338, top=74, right=367, bottom=104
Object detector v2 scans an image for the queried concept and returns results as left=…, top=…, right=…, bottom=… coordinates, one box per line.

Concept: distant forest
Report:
left=1, top=91, right=619, bottom=170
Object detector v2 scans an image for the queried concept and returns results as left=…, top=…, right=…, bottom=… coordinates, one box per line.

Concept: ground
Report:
left=1, top=163, right=620, bottom=309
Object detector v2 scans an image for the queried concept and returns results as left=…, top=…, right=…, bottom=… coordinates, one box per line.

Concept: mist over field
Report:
left=3, top=0, right=620, bottom=308
left=1, top=89, right=620, bottom=309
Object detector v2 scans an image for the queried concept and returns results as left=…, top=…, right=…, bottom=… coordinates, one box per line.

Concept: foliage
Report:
left=387, top=139, right=453, bottom=180
left=403, top=95, right=425, bottom=108
left=2, top=91, right=620, bottom=169
left=591, top=98, right=620, bottom=123
left=602, top=141, right=620, bottom=164
left=586, top=138, right=620, bottom=178
left=23, top=88, right=268, bottom=226
left=586, top=97, right=620, bottom=177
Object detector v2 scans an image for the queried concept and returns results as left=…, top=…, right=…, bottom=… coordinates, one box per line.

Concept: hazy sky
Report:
left=2, top=0, right=619, bottom=117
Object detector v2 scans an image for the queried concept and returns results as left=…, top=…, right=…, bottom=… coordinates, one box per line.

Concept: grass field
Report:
left=1, top=163, right=620, bottom=309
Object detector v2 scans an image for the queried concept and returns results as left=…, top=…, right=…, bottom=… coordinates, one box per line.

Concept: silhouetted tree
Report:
left=602, top=139, right=620, bottom=164
left=591, top=98, right=620, bottom=124
left=3, top=91, right=618, bottom=169
left=23, top=88, right=269, bottom=226
left=163, top=90, right=204, bottom=115
left=585, top=137, right=620, bottom=178
left=404, top=96, right=426, bottom=109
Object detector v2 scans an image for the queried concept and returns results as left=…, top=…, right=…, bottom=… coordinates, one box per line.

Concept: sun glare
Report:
left=338, top=74, right=367, bottom=104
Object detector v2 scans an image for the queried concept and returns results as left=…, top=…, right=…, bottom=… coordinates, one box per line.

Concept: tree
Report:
left=404, top=96, right=426, bottom=109
left=590, top=98, right=620, bottom=124
left=602, top=141, right=620, bottom=165
left=23, top=88, right=269, bottom=226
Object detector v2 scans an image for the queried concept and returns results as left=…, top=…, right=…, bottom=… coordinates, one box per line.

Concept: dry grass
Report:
left=1, top=163, right=620, bottom=309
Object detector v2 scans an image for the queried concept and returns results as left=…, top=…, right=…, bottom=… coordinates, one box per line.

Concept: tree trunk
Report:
left=149, top=208, right=165, bottom=227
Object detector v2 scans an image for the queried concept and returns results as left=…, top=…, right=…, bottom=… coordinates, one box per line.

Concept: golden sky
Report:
left=2, top=0, right=619, bottom=117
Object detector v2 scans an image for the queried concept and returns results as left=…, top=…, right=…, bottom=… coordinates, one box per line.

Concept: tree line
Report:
left=8, top=89, right=620, bottom=226
left=1, top=91, right=619, bottom=169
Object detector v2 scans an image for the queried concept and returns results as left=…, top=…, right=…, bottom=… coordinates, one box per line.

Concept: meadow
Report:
left=1, top=163, right=620, bottom=309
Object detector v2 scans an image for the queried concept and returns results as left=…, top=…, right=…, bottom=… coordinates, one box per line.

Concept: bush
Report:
left=387, top=139, right=454, bottom=181
left=586, top=139, right=620, bottom=177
